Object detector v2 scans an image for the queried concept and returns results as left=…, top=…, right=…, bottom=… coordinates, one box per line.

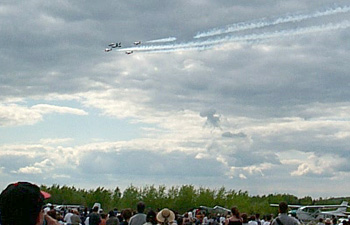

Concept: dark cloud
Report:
left=222, top=132, right=247, bottom=138
left=200, top=109, right=221, bottom=128
left=78, top=150, right=226, bottom=178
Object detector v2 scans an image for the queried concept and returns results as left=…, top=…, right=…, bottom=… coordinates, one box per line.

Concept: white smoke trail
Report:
left=146, top=37, right=177, bottom=43
left=194, top=5, right=350, bottom=39
left=117, top=20, right=350, bottom=53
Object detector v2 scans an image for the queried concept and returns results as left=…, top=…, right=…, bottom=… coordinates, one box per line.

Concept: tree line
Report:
left=40, top=184, right=349, bottom=215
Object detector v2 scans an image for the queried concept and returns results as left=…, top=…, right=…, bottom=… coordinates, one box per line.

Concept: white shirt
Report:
left=248, top=221, right=258, bottom=225
left=64, top=212, right=74, bottom=224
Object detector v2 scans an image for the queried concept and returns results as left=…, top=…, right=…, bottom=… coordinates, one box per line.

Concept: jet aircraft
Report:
left=133, top=41, right=141, bottom=45
left=108, top=42, right=122, bottom=48
left=125, top=50, right=134, bottom=55
left=270, top=201, right=349, bottom=222
left=104, top=48, right=112, bottom=52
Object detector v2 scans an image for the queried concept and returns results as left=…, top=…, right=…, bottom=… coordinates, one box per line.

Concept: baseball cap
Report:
left=0, top=181, right=51, bottom=201
left=0, top=182, right=51, bottom=225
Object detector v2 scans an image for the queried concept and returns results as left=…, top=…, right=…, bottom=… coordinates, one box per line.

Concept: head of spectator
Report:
left=231, top=207, right=240, bottom=218
left=122, top=209, right=133, bottom=222
left=255, top=214, right=260, bottom=220
left=73, top=209, right=80, bottom=215
left=137, top=201, right=146, bottom=214
left=333, top=218, right=337, bottom=225
left=241, top=214, right=249, bottom=224
left=92, top=206, right=99, bottom=213
left=0, top=181, right=51, bottom=225
left=109, top=210, right=116, bottom=218
left=157, top=208, right=175, bottom=224
left=47, top=209, right=57, bottom=220
left=278, top=202, right=288, bottom=214
left=146, top=210, right=157, bottom=224
left=266, top=215, right=272, bottom=222
left=325, top=218, right=332, bottom=225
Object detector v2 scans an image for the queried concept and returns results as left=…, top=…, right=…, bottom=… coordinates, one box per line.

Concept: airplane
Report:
left=108, top=42, right=122, bottom=48
left=125, top=50, right=133, bottom=55
left=271, top=201, right=349, bottom=222
left=133, top=41, right=141, bottom=45
left=104, top=48, right=112, bottom=52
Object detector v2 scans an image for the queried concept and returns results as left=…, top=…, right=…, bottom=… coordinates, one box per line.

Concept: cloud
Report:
left=0, top=103, right=88, bottom=127
left=222, top=131, right=247, bottom=138
left=13, top=166, right=43, bottom=174
left=39, top=138, right=74, bottom=145
left=200, top=109, right=221, bottom=128
left=31, top=104, right=88, bottom=115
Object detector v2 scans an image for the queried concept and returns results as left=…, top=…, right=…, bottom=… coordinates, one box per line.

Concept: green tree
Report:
left=175, top=185, right=197, bottom=213
left=196, top=187, right=215, bottom=207
left=120, top=185, right=141, bottom=209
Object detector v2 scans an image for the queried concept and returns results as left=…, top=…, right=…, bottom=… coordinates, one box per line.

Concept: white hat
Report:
left=157, top=208, right=175, bottom=223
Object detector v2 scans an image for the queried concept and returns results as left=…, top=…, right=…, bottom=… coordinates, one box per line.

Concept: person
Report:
left=64, top=209, right=74, bottom=225
left=129, top=202, right=147, bottom=225
left=90, top=206, right=102, bottom=225
left=143, top=210, right=157, bottom=225
left=225, top=207, right=242, bottom=225
left=120, top=209, right=133, bottom=225
left=156, top=208, right=175, bottom=225
left=71, top=210, right=82, bottom=225
left=100, top=213, right=108, bottom=225
left=219, top=214, right=226, bottom=225
left=203, top=214, right=209, bottom=225
left=325, top=218, right=332, bottom=225
left=256, top=214, right=261, bottom=225
left=241, top=214, right=249, bottom=225
left=248, top=216, right=258, bottom=225
left=332, top=217, right=338, bottom=225
left=317, top=218, right=325, bottom=225
left=0, top=181, right=60, bottom=225
left=48, top=206, right=58, bottom=220
left=107, top=210, right=120, bottom=225
left=263, top=215, right=272, bottom=225
left=271, top=202, right=300, bottom=225
left=183, top=213, right=192, bottom=225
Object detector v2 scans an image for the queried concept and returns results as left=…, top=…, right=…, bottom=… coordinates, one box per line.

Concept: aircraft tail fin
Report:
left=335, top=201, right=348, bottom=213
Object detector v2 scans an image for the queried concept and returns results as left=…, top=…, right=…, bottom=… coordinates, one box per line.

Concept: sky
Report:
left=1, top=0, right=350, bottom=198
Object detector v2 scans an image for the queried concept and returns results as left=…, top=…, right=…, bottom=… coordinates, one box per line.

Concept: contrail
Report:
left=146, top=37, right=177, bottom=43
left=194, top=5, right=350, bottom=39
left=117, top=20, right=350, bottom=53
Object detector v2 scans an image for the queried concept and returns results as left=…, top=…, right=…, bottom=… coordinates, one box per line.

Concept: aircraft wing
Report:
left=270, top=204, right=301, bottom=208
left=320, top=212, right=347, bottom=217
left=199, top=206, right=214, bottom=210
left=302, top=205, right=349, bottom=209
left=213, top=206, right=231, bottom=212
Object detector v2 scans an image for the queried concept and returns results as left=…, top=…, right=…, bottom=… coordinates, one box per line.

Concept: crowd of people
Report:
left=0, top=182, right=349, bottom=225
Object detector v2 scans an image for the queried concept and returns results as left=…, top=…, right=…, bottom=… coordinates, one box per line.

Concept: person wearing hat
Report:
left=325, top=218, right=332, bottom=225
left=156, top=208, right=175, bottom=225
left=0, top=181, right=60, bottom=225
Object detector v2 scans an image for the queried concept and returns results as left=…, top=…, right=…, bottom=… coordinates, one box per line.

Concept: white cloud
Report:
left=14, top=166, right=43, bottom=174
left=39, top=138, right=74, bottom=145
left=31, top=104, right=88, bottom=115
left=0, top=103, right=88, bottom=127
